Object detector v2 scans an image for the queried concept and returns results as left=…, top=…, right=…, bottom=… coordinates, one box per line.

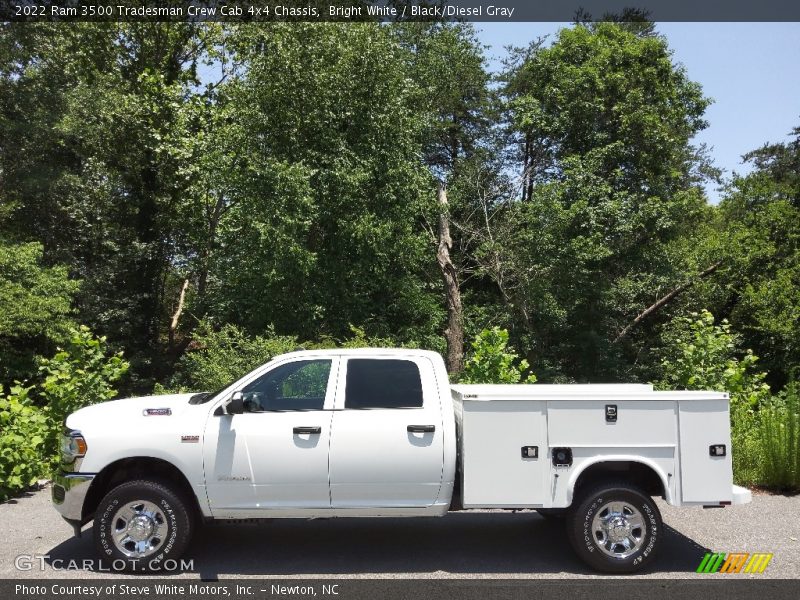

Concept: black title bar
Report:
left=2, top=0, right=800, bottom=22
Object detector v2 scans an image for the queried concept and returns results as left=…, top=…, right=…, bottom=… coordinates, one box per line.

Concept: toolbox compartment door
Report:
left=460, top=400, right=549, bottom=507
left=678, top=399, right=734, bottom=503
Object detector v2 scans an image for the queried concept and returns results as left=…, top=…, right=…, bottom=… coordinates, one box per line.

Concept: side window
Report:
left=242, top=359, right=331, bottom=411
left=345, top=359, right=423, bottom=409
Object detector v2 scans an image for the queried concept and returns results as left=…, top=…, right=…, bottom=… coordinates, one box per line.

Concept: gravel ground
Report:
left=0, top=486, right=798, bottom=579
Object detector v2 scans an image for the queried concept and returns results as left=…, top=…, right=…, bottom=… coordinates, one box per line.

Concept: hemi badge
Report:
left=181, top=435, right=200, bottom=443
left=143, top=408, right=172, bottom=416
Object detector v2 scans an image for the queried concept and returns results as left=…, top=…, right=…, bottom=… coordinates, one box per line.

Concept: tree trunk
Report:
left=436, top=181, right=464, bottom=374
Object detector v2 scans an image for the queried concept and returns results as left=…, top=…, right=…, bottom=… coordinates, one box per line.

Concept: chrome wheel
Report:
left=591, top=501, right=646, bottom=559
left=111, top=500, right=168, bottom=558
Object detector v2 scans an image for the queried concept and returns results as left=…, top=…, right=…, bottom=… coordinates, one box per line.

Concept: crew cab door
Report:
left=203, top=356, right=338, bottom=515
left=328, top=356, right=445, bottom=508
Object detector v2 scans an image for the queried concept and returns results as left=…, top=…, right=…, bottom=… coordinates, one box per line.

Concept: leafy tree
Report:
left=709, top=128, right=800, bottom=389
left=741, top=125, right=800, bottom=207
left=394, top=22, right=495, bottom=374
left=0, top=239, right=78, bottom=386
left=202, top=24, right=441, bottom=347
left=0, top=23, right=220, bottom=390
left=489, top=23, right=715, bottom=381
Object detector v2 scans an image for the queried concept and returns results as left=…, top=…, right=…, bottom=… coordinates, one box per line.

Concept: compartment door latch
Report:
left=521, top=446, right=538, bottom=458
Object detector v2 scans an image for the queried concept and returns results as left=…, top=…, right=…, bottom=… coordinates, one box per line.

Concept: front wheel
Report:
left=566, top=482, right=662, bottom=573
left=94, top=479, right=193, bottom=572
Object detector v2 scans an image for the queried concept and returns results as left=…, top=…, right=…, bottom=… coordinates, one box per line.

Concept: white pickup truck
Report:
left=53, top=348, right=751, bottom=573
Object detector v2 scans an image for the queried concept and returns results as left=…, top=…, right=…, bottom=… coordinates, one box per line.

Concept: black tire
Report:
left=536, top=508, right=567, bottom=520
left=566, top=482, right=662, bottom=574
left=93, top=479, right=193, bottom=573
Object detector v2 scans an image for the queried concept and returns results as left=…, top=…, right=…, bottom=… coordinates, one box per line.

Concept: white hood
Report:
left=66, top=393, right=200, bottom=430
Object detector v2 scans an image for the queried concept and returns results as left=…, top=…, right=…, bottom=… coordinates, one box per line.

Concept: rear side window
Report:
left=345, top=359, right=423, bottom=409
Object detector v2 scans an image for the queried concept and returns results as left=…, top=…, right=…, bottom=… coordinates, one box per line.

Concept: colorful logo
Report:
left=696, top=552, right=773, bottom=574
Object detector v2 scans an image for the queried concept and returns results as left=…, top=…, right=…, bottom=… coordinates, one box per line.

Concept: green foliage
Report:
left=460, top=327, right=537, bottom=384
left=200, top=23, right=442, bottom=348
left=0, top=385, right=48, bottom=501
left=492, top=23, right=713, bottom=382
left=163, top=322, right=300, bottom=393
left=714, top=148, right=800, bottom=390
left=657, top=310, right=770, bottom=485
left=0, top=23, right=223, bottom=391
left=0, top=239, right=79, bottom=385
left=657, top=310, right=769, bottom=400
left=758, top=384, right=800, bottom=490
left=38, top=326, right=129, bottom=456
left=162, top=322, right=406, bottom=394
left=333, top=326, right=395, bottom=350
left=0, top=326, right=126, bottom=499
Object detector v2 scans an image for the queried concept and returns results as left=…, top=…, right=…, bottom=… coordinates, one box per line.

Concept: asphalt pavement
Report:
left=1, top=485, right=798, bottom=579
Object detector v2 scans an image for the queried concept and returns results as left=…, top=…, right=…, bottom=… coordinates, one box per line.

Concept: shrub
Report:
left=657, top=310, right=770, bottom=485
left=759, top=384, right=800, bottom=490
left=0, top=326, right=128, bottom=500
left=36, top=326, right=128, bottom=471
left=0, top=385, right=48, bottom=501
left=460, top=327, right=537, bottom=384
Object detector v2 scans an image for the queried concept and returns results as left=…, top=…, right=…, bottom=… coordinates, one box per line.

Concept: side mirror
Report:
left=227, top=391, right=245, bottom=415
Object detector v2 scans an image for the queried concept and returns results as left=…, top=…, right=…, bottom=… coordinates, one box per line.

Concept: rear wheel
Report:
left=93, top=479, right=193, bottom=572
left=566, top=482, right=662, bottom=573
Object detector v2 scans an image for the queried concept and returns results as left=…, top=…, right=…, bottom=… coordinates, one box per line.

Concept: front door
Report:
left=328, top=356, right=445, bottom=508
left=203, top=357, right=337, bottom=515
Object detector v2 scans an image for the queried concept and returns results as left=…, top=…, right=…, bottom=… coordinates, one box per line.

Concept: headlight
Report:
left=60, top=428, right=88, bottom=465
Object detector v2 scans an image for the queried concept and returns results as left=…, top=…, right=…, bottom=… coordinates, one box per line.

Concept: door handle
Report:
left=407, top=425, right=435, bottom=433
left=293, top=426, right=321, bottom=434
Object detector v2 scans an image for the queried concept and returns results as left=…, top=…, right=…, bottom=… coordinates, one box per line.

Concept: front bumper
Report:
left=52, top=471, right=94, bottom=524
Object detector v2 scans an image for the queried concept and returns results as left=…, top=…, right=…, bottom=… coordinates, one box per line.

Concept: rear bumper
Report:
left=732, top=484, right=752, bottom=505
left=51, top=471, right=94, bottom=522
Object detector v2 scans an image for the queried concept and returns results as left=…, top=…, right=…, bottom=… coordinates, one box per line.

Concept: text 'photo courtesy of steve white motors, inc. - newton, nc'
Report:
left=13, top=582, right=337, bottom=598
left=9, top=3, right=518, bottom=19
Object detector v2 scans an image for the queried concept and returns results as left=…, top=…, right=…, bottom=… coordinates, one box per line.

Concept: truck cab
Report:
left=200, top=349, right=455, bottom=517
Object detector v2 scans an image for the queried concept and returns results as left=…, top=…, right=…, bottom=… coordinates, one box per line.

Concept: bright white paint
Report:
left=328, top=355, right=447, bottom=509
left=65, top=349, right=748, bottom=522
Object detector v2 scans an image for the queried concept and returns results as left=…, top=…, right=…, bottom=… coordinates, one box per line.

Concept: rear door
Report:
left=328, top=356, right=445, bottom=508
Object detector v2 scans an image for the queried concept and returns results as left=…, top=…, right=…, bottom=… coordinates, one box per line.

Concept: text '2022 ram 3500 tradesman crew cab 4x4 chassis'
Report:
left=53, top=348, right=751, bottom=573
